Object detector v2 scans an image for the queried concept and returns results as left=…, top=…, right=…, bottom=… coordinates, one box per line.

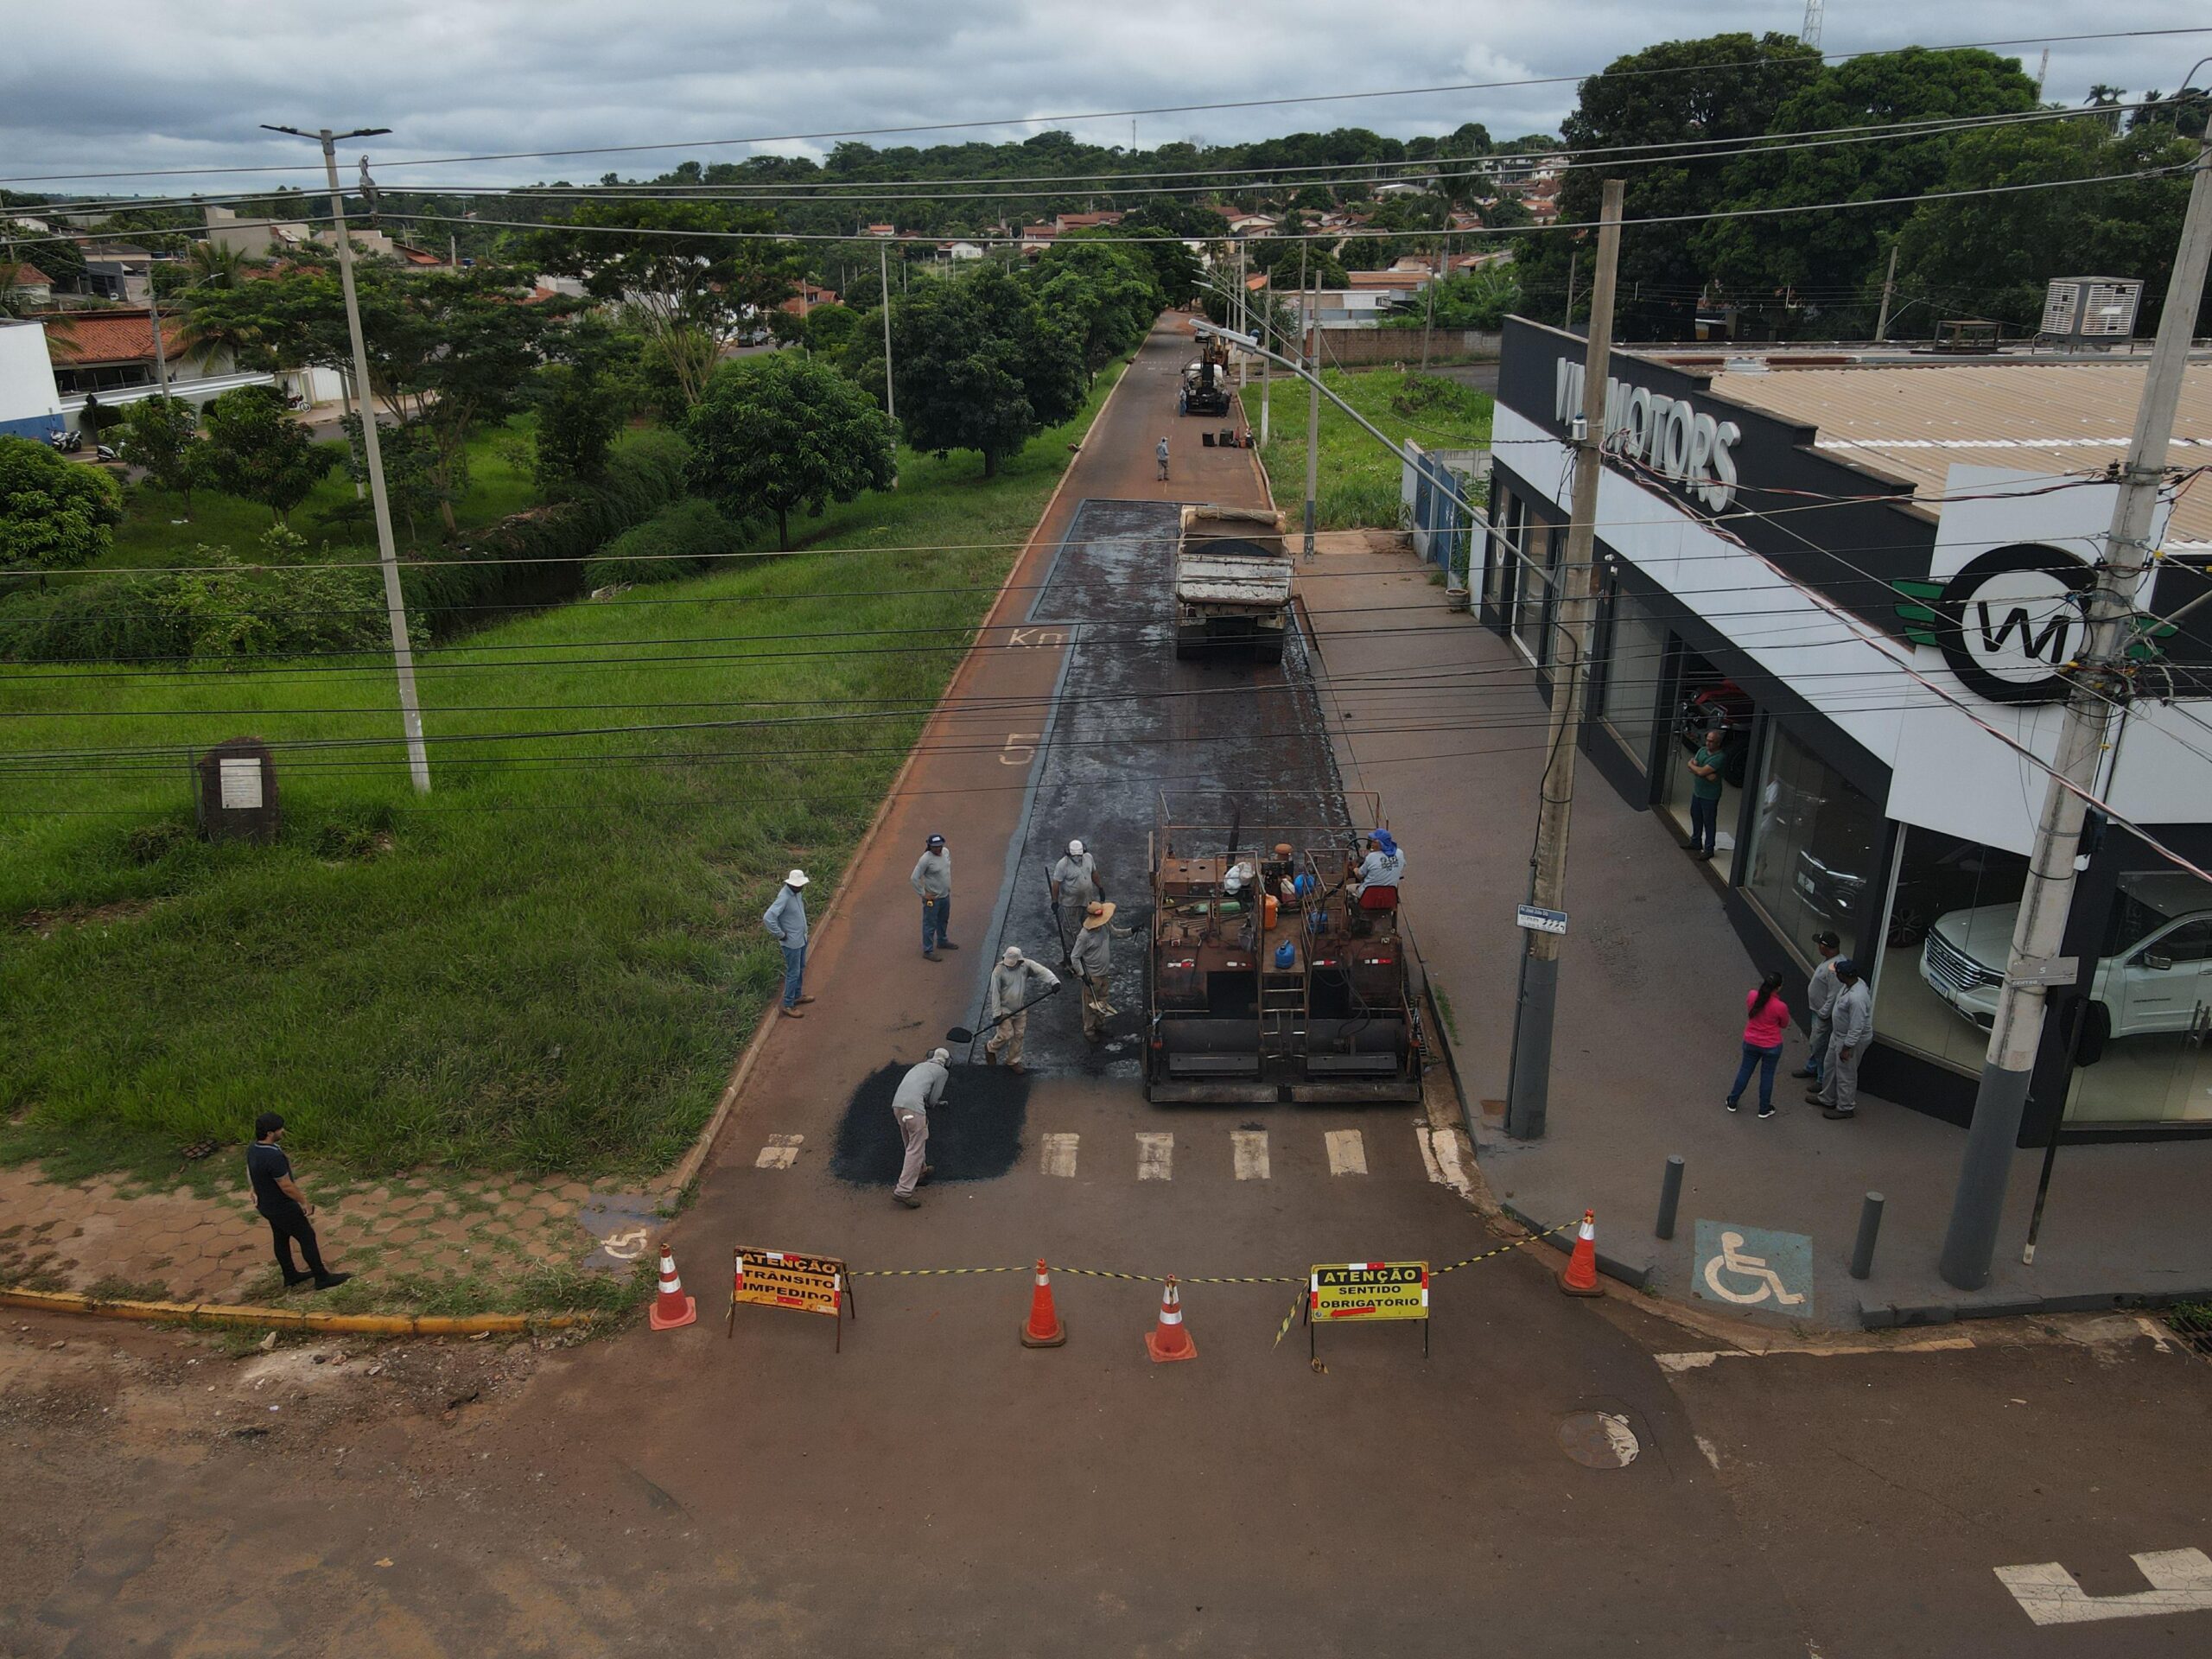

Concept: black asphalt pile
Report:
left=829, top=1063, right=1028, bottom=1185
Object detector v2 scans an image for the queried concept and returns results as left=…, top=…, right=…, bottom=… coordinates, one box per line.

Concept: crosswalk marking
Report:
left=1324, top=1129, right=1368, bottom=1176
left=1136, top=1132, right=1174, bottom=1180
left=1040, top=1133, right=1079, bottom=1178
left=755, top=1134, right=804, bottom=1170
left=1231, top=1129, right=1270, bottom=1180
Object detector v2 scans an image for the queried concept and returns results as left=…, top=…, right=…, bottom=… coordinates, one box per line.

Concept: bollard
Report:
left=1655, top=1155, right=1685, bottom=1241
left=1849, top=1192, right=1886, bottom=1281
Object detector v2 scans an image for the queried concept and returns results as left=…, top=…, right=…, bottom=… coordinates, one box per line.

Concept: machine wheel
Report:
left=1173, top=625, right=1209, bottom=661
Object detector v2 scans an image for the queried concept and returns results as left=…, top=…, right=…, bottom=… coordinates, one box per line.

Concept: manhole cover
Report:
left=1556, top=1410, right=1640, bottom=1469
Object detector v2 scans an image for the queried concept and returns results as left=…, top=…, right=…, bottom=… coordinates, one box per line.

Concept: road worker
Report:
left=985, top=946, right=1059, bottom=1073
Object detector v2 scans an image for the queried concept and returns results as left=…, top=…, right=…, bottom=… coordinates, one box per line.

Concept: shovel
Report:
left=946, top=980, right=1065, bottom=1045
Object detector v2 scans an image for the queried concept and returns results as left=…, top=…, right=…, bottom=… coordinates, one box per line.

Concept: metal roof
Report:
left=1700, top=358, right=2212, bottom=548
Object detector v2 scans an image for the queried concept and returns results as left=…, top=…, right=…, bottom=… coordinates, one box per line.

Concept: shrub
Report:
left=583, top=497, right=744, bottom=588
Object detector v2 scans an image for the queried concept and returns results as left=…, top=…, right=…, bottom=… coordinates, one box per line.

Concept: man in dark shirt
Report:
left=246, top=1113, right=349, bottom=1292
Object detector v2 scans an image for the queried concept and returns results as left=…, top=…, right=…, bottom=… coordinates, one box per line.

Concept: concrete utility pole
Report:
left=264, top=123, right=431, bottom=794
left=1937, top=132, right=2212, bottom=1289
left=1874, top=245, right=1900, bottom=341
left=1301, top=238, right=1319, bottom=560
left=879, top=239, right=897, bottom=483
left=1563, top=251, right=1578, bottom=329
left=149, top=297, right=168, bottom=392
left=1505, top=178, right=1625, bottom=1142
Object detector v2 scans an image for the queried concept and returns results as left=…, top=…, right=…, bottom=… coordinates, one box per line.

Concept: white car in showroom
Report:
left=1921, top=870, right=2212, bottom=1038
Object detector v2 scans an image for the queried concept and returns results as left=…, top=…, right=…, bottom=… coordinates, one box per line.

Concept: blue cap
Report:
left=1370, top=829, right=1396, bottom=854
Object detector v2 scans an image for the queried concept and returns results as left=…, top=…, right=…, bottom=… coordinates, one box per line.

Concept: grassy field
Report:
left=1242, top=366, right=1492, bottom=531
left=0, top=363, right=1125, bottom=1185
left=101, top=417, right=543, bottom=571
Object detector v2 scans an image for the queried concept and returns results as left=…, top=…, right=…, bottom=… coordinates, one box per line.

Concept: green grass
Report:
left=1242, top=366, right=1492, bottom=531
left=102, top=416, right=543, bottom=571
left=0, top=363, right=1126, bottom=1185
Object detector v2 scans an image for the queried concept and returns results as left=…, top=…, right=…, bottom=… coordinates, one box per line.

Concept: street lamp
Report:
left=262, top=122, right=431, bottom=794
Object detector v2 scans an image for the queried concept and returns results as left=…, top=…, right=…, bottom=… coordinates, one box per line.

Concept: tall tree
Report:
left=1518, top=33, right=1821, bottom=335
left=198, top=385, right=334, bottom=525
left=530, top=200, right=798, bottom=408
left=887, top=268, right=1083, bottom=477
left=0, top=435, right=123, bottom=574
left=120, top=396, right=200, bottom=512
left=1696, top=48, right=2041, bottom=315
left=530, top=363, right=623, bottom=496
left=685, top=355, right=894, bottom=550
left=1025, top=235, right=1161, bottom=372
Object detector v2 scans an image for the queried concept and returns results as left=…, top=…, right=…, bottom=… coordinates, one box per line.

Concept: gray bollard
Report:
left=1656, top=1155, right=1685, bottom=1241
left=1849, top=1192, right=1886, bottom=1281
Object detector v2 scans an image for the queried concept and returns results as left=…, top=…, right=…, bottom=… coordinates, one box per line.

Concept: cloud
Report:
left=0, top=0, right=2200, bottom=196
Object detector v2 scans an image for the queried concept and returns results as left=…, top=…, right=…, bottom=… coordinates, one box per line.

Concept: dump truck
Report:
left=1180, top=334, right=1233, bottom=416
left=1143, top=792, right=1422, bottom=1104
left=1174, top=505, right=1293, bottom=664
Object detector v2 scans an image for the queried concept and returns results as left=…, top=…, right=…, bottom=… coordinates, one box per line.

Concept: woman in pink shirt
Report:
left=1726, top=971, right=1790, bottom=1119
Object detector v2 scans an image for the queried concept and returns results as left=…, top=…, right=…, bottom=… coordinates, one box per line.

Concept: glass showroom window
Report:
left=2064, top=868, right=2212, bottom=1125
left=1872, top=827, right=2030, bottom=1073
left=1485, top=489, right=1523, bottom=616
left=1599, top=588, right=1667, bottom=773
left=1739, top=721, right=1883, bottom=965
left=1513, top=521, right=1560, bottom=665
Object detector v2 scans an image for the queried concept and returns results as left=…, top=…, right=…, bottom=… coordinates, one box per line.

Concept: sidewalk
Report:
left=1300, top=541, right=2212, bottom=1331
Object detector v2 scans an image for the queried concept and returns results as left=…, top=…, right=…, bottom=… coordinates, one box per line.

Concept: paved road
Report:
left=8, top=318, right=2210, bottom=1657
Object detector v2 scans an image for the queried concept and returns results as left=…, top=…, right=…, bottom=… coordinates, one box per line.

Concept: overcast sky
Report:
left=1, top=2, right=2202, bottom=200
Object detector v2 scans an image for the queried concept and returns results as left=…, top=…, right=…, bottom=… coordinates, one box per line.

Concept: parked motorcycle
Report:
left=47, top=428, right=82, bottom=454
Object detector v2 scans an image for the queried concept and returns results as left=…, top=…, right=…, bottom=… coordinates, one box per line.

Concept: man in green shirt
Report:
left=1685, top=727, right=1726, bottom=861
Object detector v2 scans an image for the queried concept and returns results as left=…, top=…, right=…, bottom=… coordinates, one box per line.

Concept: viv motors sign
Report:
left=1555, top=359, right=1742, bottom=511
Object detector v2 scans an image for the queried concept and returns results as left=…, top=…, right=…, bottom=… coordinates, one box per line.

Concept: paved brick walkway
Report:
left=0, top=1160, right=639, bottom=1306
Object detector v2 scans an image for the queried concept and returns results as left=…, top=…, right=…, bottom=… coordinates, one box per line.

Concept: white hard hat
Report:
left=931, top=1046, right=950, bottom=1065
left=785, top=868, right=810, bottom=887
left=1068, top=839, right=1084, bottom=856
left=1002, top=946, right=1024, bottom=965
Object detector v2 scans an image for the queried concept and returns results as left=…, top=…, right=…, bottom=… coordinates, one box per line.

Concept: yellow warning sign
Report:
left=1308, top=1261, right=1430, bottom=1322
left=728, top=1247, right=856, bottom=1349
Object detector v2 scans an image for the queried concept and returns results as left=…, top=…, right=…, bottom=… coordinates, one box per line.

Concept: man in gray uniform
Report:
left=1070, top=899, right=1116, bottom=1042
left=1792, top=931, right=1841, bottom=1081
left=1810, top=959, right=1872, bottom=1119
left=889, top=1047, right=950, bottom=1210
left=911, top=833, right=955, bottom=961
left=1050, top=839, right=1103, bottom=938
left=985, top=946, right=1059, bottom=1072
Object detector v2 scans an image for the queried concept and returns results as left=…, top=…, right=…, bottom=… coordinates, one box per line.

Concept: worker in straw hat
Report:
left=888, top=1046, right=950, bottom=1210
left=762, top=868, right=814, bottom=1018
left=1070, top=899, right=1117, bottom=1042
left=985, top=946, right=1059, bottom=1073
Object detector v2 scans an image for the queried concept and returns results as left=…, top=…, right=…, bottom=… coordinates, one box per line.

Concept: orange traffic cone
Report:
left=1144, top=1274, right=1198, bottom=1363
left=1559, top=1210, right=1603, bottom=1297
left=649, top=1242, right=697, bottom=1330
left=1020, top=1258, right=1067, bottom=1348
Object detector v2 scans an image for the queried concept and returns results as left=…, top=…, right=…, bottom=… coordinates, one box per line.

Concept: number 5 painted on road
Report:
left=1000, top=733, right=1041, bottom=766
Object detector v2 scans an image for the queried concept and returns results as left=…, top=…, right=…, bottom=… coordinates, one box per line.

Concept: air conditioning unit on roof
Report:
left=2039, top=276, right=2142, bottom=350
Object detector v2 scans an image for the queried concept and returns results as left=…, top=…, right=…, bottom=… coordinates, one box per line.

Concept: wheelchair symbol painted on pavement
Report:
left=1692, top=1220, right=1814, bottom=1316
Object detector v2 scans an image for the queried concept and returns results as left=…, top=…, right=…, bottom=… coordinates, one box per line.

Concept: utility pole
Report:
left=1562, top=251, right=1578, bottom=329
left=1301, top=238, right=1319, bottom=561
left=1259, top=294, right=1271, bottom=447
left=1505, top=178, right=1625, bottom=1141
left=1937, top=132, right=2212, bottom=1289
left=1874, top=245, right=1900, bottom=341
left=264, top=123, right=430, bottom=794
left=149, top=293, right=168, bottom=392
left=880, top=238, right=898, bottom=486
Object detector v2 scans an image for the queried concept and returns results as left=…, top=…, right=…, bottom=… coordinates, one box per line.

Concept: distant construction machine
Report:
left=1144, top=792, right=1423, bottom=1104
left=1180, top=334, right=1233, bottom=417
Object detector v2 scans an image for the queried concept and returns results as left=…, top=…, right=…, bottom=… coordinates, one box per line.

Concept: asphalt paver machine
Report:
left=1181, top=334, right=1233, bottom=417
left=1143, top=791, right=1422, bottom=1104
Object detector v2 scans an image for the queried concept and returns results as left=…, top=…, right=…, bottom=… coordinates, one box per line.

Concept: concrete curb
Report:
left=1858, top=1286, right=2212, bottom=1330
left=664, top=351, right=1141, bottom=1199
left=0, top=1286, right=596, bottom=1337
left=1499, top=1202, right=1651, bottom=1291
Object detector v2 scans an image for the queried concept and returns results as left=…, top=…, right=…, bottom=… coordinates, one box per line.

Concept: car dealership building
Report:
left=1481, top=317, right=2212, bottom=1141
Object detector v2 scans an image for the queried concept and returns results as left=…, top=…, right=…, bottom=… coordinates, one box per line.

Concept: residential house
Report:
left=1052, top=211, right=1124, bottom=233
left=76, top=245, right=156, bottom=304
left=1, top=260, right=54, bottom=307
left=778, top=281, right=839, bottom=317
left=860, top=223, right=897, bottom=238
left=938, top=240, right=984, bottom=263
left=1020, top=224, right=1058, bottom=257
left=33, top=308, right=272, bottom=428
left=1225, top=213, right=1278, bottom=238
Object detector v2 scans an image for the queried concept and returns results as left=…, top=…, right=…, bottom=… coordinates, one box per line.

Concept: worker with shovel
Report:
left=1070, top=899, right=1116, bottom=1042
left=984, top=946, right=1060, bottom=1073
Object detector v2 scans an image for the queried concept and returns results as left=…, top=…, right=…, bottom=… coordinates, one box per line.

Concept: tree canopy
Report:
left=685, top=354, right=895, bottom=549
left=198, top=385, right=334, bottom=524
left=885, top=268, right=1083, bottom=477
left=0, top=436, right=124, bottom=575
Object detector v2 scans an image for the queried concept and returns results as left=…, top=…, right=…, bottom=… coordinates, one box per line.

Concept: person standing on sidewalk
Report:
left=245, top=1113, right=350, bottom=1292
left=1726, top=971, right=1791, bottom=1119
left=1051, top=839, right=1103, bottom=936
left=985, top=946, right=1059, bottom=1072
left=888, top=1047, right=950, bottom=1210
left=1684, top=728, right=1726, bottom=861
left=1810, top=959, right=1872, bottom=1119
left=1792, top=931, right=1842, bottom=1082
left=763, top=868, right=814, bottom=1018
left=1156, top=435, right=1170, bottom=481
left=911, top=834, right=956, bottom=961
left=1070, top=899, right=1116, bottom=1042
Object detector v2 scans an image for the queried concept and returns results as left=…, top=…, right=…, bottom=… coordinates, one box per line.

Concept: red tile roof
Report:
left=2, top=262, right=52, bottom=285
left=35, top=308, right=190, bottom=366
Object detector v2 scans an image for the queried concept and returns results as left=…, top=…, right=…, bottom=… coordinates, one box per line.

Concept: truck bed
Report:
left=1175, top=546, right=1293, bottom=608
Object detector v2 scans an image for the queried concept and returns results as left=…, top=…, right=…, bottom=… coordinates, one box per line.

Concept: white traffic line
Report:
left=1230, top=1129, right=1270, bottom=1180
left=1324, top=1129, right=1368, bottom=1176
left=754, top=1135, right=803, bottom=1170
left=1040, top=1133, right=1079, bottom=1179
left=1414, top=1124, right=1474, bottom=1196
left=1996, top=1548, right=2212, bottom=1625
left=1136, top=1132, right=1174, bottom=1180
left=1655, top=1336, right=1976, bottom=1372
